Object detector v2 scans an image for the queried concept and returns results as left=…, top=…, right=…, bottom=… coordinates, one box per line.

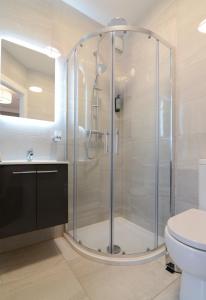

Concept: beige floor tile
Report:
left=0, top=239, right=180, bottom=300
left=54, top=237, right=80, bottom=262
left=75, top=259, right=179, bottom=300
left=0, top=240, right=89, bottom=300
left=0, top=240, right=62, bottom=282
left=69, top=255, right=107, bottom=279
left=0, top=262, right=88, bottom=300
left=153, top=278, right=180, bottom=300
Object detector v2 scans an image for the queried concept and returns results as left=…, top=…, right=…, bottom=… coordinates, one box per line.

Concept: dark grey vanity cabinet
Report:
left=36, top=164, right=68, bottom=229
left=0, top=165, right=37, bottom=238
left=0, top=164, right=68, bottom=239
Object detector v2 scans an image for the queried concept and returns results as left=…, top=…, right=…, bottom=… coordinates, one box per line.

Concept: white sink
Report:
left=0, top=160, right=68, bottom=165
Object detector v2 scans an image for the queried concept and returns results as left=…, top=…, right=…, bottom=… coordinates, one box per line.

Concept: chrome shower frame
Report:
left=65, top=25, right=175, bottom=265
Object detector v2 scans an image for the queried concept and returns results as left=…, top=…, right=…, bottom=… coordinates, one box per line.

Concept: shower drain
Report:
left=107, top=244, right=121, bottom=254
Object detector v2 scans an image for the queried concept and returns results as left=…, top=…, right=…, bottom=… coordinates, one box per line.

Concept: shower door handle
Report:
left=104, top=131, right=109, bottom=153
left=115, top=129, right=119, bottom=154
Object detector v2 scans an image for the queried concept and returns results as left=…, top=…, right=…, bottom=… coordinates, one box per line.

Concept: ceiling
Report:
left=62, top=0, right=159, bottom=26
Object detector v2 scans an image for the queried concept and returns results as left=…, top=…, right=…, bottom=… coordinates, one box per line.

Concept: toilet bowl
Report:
left=165, top=208, right=206, bottom=300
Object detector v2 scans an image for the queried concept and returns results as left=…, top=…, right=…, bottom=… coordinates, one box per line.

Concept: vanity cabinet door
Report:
left=36, top=164, right=68, bottom=229
left=0, top=165, right=37, bottom=238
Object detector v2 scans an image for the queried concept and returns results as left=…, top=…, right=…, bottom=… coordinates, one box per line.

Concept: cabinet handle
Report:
left=12, top=171, right=36, bottom=174
left=37, top=170, right=58, bottom=174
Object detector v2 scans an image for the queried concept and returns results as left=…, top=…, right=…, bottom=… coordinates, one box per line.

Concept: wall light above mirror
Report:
left=0, top=39, right=57, bottom=122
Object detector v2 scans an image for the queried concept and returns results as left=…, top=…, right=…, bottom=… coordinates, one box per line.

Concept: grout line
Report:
left=63, top=259, right=93, bottom=300
left=151, top=277, right=180, bottom=299
left=54, top=238, right=94, bottom=299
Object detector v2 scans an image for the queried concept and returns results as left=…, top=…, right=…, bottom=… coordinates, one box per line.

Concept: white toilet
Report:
left=165, top=159, right=206, bottom=300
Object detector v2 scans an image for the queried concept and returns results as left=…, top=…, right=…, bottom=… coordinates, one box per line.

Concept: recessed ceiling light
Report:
left=45, top=46, right=61, bottom=59
left=29, top=86, right=43, bottom=93
left=0, top=85, right=12, bottom=104
left=198, top=19, right=206, bottom=33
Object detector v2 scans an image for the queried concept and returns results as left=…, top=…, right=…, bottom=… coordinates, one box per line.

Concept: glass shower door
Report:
left=73, top=33, right=113, bottom=254
left=112, top=31, right=158, bottom=255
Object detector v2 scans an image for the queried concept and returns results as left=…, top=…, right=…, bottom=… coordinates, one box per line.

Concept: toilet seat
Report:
left=167, top=208, right=206, bottom=251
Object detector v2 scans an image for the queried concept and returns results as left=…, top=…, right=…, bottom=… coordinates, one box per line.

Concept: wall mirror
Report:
left=0, top=39, right=55, bottom=122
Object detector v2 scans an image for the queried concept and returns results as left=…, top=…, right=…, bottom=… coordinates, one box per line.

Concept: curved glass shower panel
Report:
left=66, top=26, right=173, bottom=260
left=158, top=43, right=172, bottom=245
left=73, top=33, right=113, bottom=253
left=67, top=50, right=75, bottom=237
left=113, top=32, right=157, bottom=254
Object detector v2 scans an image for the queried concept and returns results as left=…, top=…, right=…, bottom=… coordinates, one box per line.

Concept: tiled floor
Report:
left=73, top=217, right=164, bottom=254
left=0, top=237, right=180, bottom=300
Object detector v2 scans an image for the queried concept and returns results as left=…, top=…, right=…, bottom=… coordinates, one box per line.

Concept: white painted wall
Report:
left=0, top=0, right=101, bottom=252
left=138, top=0, right=206, bottom=214
left=0, top=0, right=101, bottom=161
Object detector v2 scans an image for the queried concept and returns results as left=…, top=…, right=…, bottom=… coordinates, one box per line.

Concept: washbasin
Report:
left=0, top=160, right=68, bottom=165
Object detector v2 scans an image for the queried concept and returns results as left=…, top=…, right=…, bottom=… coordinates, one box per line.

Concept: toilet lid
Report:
left=167, top=209, right=206, bottom=251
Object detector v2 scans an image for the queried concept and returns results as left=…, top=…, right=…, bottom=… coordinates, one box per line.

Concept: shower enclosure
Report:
left=66, top=24, right=173, bottom=263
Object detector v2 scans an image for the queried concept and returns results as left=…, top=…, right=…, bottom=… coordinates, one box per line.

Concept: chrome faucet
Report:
left=27, top=149, right=34, bottom=161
